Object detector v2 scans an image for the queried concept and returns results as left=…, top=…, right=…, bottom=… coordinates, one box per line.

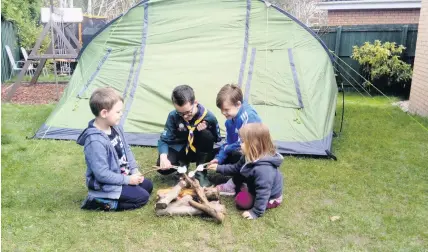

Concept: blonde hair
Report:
left=239, top=123, right=276, bottom=162
left=89, top=87, right=124, bottom=116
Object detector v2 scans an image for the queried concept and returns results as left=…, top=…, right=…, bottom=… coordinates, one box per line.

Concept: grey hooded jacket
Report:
left=217, top=153, right=284, bottom=218
left=77, top=120, right=139, bottom=199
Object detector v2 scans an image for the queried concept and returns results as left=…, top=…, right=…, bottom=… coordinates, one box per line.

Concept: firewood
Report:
left=157, top=187, right=219, bottom=201
left=156, top=195, right=225, bottom=216
left=187, top=200, right=226, bottom=223
left=157, top=188, right=195, bottom=199
left=204, top=187, right=220, bottom=201
left=155, top=179, right=188, bottom=210
left=156, top=195, right=198, bottom=216
left=183, top=174, right=226, bottom=223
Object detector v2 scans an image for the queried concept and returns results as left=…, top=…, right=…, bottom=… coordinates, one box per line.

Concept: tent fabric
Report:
left=34, top=0, right=338, bottom=156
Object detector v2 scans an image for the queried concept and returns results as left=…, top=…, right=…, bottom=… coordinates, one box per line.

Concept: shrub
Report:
left=351, top=40, right=412, bottom=88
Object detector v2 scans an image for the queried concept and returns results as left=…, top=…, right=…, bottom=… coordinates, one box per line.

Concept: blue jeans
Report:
left=117, top=178, right=153, bottom=210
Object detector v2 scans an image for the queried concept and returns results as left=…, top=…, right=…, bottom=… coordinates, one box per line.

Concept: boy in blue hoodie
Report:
left=209, top=84, right=261, bottom=195
left=78, top=87, right=153, bottom=211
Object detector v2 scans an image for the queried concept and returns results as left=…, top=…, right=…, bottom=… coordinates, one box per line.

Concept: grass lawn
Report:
left=2, top=94, right=428, bottom=251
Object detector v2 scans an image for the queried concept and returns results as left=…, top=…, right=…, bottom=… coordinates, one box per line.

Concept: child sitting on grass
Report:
left=208, top=123, right=284, bottom=219
left=210, top=84, right=261, bottom=196
left=157, top=84, right=221, bottom=187
left=77, top=87, right=153, bottom=211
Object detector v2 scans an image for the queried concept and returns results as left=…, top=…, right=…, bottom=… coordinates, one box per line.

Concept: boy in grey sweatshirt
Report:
left=77, top=87, right=152, bottom=211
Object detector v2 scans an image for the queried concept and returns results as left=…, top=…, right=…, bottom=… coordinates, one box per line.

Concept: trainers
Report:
left=93, top=198, right=118, bottom=211
left=81, top=196, right=95, bottom=210
left=216, top=178, right=236, bottom=196
left=194, top=170, right=212, bottom=187
left=81, top=196, right=118, bottom=211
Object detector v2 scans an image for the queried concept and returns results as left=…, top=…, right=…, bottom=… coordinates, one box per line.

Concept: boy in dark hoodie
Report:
left=157, top=85, right=221, bottom=187
left=209, top=84, right=262, bottom=196
left=208, top=123, right=284, bottom=219
left=78, top=87, right=153, bottom=211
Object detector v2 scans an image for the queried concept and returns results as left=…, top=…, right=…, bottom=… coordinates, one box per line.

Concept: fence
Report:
left=1, top=20, right=20, bottom=83
left=318, top=24, right=418, bottom=92
left=1, top=21, right=419, bottom=88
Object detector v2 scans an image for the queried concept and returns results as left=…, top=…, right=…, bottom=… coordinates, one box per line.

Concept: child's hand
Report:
left=129, top=174, right=144, bottom=185
left=209, top=159, right=218, bottom=164
left=207, top=163, right=218, bottom=171
left=196, top=121, right=207, bottom=131
left=242, top=211, right=254, bottom=220
left=160, top=154, right=172, bottom=169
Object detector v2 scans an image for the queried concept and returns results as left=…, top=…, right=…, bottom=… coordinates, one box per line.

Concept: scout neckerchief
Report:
left=184, top=104, right=208, bottom=154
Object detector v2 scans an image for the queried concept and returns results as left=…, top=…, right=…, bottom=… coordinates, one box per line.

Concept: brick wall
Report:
left=328, top=9, right=420, bottom=26
left=409, top=0, right=428, bottom=117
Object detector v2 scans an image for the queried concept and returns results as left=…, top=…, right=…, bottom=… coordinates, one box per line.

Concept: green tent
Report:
left=35, top=0, right=338, bottom=156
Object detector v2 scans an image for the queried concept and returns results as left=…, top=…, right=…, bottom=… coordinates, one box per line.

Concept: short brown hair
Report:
left=239, top=123, right=276, bottom=162
left=216, top=84, right=243, bottom=108
left=89, top=87, right=124, bottom=116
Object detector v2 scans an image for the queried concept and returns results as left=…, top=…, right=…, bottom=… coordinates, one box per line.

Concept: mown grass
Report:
left=1, top=94, right=428, bottom=251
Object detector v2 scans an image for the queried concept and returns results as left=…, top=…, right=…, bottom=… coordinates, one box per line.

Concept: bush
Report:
left=351, top=40, right=413, bottom=88
left=1, top=0, right=47, bottom=50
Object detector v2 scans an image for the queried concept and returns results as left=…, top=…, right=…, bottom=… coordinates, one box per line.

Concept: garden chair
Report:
left=5, top=45, right=34, bottom=77
left=21, top=47, right=48, bottom=76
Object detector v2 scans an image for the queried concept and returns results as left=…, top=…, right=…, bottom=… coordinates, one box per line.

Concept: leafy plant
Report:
left=1, top=0, right=47, bottom=50
left=351, top=40, right=413, bottom=87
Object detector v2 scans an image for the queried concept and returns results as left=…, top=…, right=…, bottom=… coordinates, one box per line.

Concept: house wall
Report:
left=327, top=9, right=420, bottom=25
left=409, top=0, right=428, bottom=116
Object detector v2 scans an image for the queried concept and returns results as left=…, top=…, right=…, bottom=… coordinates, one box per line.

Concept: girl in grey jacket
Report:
left=208, top=123, right=284, bottom=219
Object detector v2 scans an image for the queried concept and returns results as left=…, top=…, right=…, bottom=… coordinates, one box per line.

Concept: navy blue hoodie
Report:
left=216, top=153, right=284, bottom=218
left=158, top=103, right=221, bottom=154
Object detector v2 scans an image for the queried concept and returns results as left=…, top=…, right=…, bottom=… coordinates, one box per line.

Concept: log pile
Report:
left=155, top=174, right=226, bottom=223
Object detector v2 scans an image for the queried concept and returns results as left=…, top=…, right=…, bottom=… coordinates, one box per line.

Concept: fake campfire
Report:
left=150, top=164, right=226, bottom=223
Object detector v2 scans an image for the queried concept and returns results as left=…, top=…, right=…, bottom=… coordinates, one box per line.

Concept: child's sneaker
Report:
left=81, top=196, right=118, bottom=211
left=81, top=196, right=95, bottom=210
left=216, top=178, right=236, bottom=196
left=94, top=198, right=118, bottom=211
